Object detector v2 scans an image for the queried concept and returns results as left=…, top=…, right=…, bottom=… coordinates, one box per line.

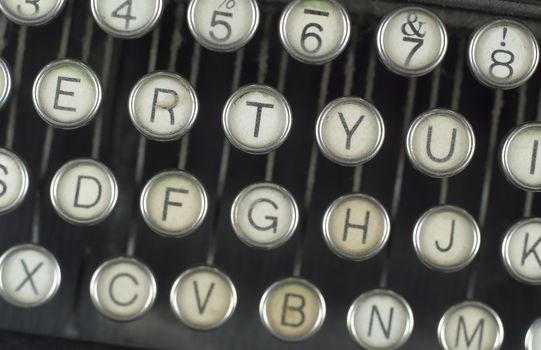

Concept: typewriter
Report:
left=0, top=0, right=540, bottom=349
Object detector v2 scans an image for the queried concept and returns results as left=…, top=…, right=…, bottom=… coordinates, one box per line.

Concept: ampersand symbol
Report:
left=401, top=13, right=425, bottom=38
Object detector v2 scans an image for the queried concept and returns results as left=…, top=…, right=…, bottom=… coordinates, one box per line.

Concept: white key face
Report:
left=223, top=85, right=292, bottom=154
left=406, top=109, right=475, bottom=178
left=91, top=0, right=163, bottom=39
left=377, top=7, right=447, bottom=77
left=469, top=19, right=539, bottom=89
left=0, top=0, right=65, bottom=26
left=526, top=318, right=541, bottom=350
left=279, top=0, right=350, bottom=65
left=187, top=0, right=260, bottom=52
left=413, top=205, right=480, bottom=272
left=347, top=289, right=414, bottom=349
left=316, top=97, right=385, bottom=166
left=0, top=244, right=60, bottom=307
left=140, top=170, right=208, bottom=237
left=50, top=159, right=118, bottom=225
left=231, top=182, right=298, bottom=249
left=502, top=218, right=541, bottom=284
left=438, top=301, right=504, bottom=350
left=500, top=123, right=541, bottom=191
left=90, top=257, right=156, bottom=321
left=0, top=58, right=11, bottom=109
left=322, top=193, right=390, bottom=261
left=0, top=148, right=29, bottom=214
left=259, top=278, right=326, bottom=341
left=32, top=59, right=102, bottom=129
left=170, top=266, right=237, bottom=330
left=129, top=72, right=198, bottom=141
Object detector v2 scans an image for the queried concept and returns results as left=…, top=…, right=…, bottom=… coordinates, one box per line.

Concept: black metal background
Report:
left=0, top=0, right=540, bottom=349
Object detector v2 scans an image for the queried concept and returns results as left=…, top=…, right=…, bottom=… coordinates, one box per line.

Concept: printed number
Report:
left=402, top=37, right=423, bottom=66
left=17, top=0, right=40, bottom=14
left=210, top=11, right=232, bottom=42
left=111, top=0, right=137, bottom=30
left=489, top=49, right=514, bottom=79
left=300, top=9, right=329, bottom=54
left=218, top=0, right=236, bottom=10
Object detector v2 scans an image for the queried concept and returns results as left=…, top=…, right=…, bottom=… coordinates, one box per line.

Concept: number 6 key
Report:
left=279, top=0, right=351, bottom=65
left=468, top=19, right=539, bottom=89
left=187, top=0, right=260, bottom=52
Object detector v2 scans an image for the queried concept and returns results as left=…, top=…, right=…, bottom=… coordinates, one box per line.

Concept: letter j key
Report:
left=50, top=159, right=118, bottom=225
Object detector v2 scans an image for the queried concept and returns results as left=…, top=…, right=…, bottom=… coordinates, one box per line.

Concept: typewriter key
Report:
left=230, top=182, right=298, bottom=249
left=413, top=205, right=480, bottom=273
left=526, top=318, right=541, bottom=350
left=500, top=123, right=541, bottom=191
left=501, top=218, right=541, bottom=285
left=0, top=58, right=12, bottom=110
left=438, top=301, right=504, bottom=350
left=278, top=0, right=350, bottom=65
left=0, top=244, right=60, bottom=308
left=259, top=277, right=326, bottom=342
left=322, top=193, right=390, bottom=261
left=50, top=158, right=118, bottom=225
left=32, top=59, right=103, bottom=129
left=0, top=0, right=66, bottom=26
left=187, top=0, right=260, bottom=52
left=316, top=97, right=385, bottom=167
left=90, top=257, right=157, bottom=321
left=468, top=19, right=539, bottom=89
left=129, top=71, right=198, bottom=141
left=222, top=84, right=292, bottom=154
left=406, top=109, right=475, bottom=178
left=90, top=0, right=164, bottom=39
left=347, top=289, right=414, bottom=350
left=140, top=170, right=208, bottom=238
left=170, top=266, right=236, bottom=330
left=0, top=148, right=29, bottom=214
left=376, top=7, right=448, bottom=77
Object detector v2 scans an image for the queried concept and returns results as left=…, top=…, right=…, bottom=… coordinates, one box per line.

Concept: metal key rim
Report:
left=376, top=6, right=448, bottom=77
left=0, top=0, right=67, bottom=26
left=187, top=0, right=260, bottom=53
left=468, top=19, right=539, bottom=90
left=525, top=317, right=541, bottom=350
left=0, top=57, right=12, bottom=110
left=169, top=265, right=237, bottom=330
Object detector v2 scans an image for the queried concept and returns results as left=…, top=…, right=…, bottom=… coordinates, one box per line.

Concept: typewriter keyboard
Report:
left=0, top=0, right=540, bottom=349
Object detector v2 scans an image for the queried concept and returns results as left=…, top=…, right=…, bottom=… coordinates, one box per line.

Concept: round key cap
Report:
left=90, top=257, right=156, bottom=321
left=90, top=0, right=164, bottom=39
left=0, top=0, right=66, bottom=26
left=50, top=158, right=118, bottom=225
left=222, top=84, right=292, bottom=154
left=140, top=170, right=208, bottom=238
left=347, top=289, right=414, bottom=350
left=322, top=193, right=390, bottom=261
left=501, top=217, right=541, bottom=285
left=500, top=122, right=541, bottom=191
left=316, top=97, right=385, bottom=166
left=376, top=6, right=448, bottom=77
left=468, top=19, right=539, bottom=89
left=0, top=148, right=29, bottom=214
left=438, top=301, right=504, bottom=350
left=32, top=59, right=102, bottom=129
left=278, top=0, right=350, bottom=65
left=406, top=109, right=475, bottom=178
left=170, top=265, right=237, bottom=330
left=0, top=58, right=12, bottom=110
left=259, top=277, right=325, bottom=342
left=0, top=244, right=61, bottom=308
left=129, top=71, right=198, bottom=141
left=187, top=0, right=260, bottom=52
left=413, top=205, right=480, bottom=273
left=231, top=182, right=298, bottom=249
left=526, top=318, right=541, bottom=350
